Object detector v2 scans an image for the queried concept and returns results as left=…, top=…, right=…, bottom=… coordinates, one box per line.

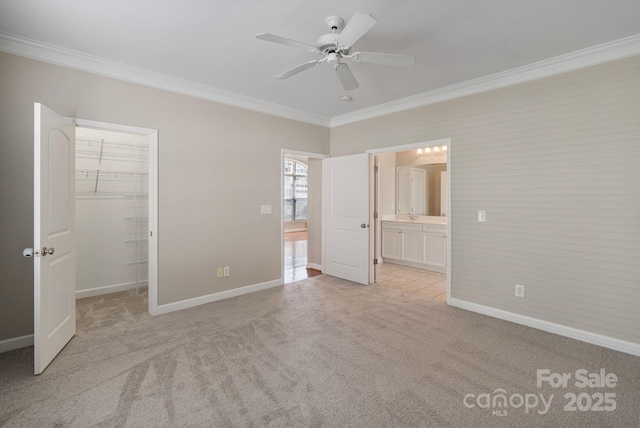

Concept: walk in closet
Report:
left=75, top=127, right=149, bottom=298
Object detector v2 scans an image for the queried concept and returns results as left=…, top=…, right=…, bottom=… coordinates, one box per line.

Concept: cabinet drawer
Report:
left=422, top=224, right=446, bottom=234
left=382, top=221, right=423, bottom=232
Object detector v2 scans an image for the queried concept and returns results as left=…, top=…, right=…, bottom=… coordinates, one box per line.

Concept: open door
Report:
left=34, top=103, right=76, bottom=374
left=323, top=153, right=370, bottom=284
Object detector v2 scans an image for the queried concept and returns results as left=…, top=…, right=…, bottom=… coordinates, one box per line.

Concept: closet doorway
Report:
left=74, top=120, right=158, bottom=315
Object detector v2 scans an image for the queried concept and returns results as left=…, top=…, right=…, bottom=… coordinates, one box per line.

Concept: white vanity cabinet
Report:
left=382, top=220, right=446, bottom=273
left=423, top=224, right=447, bottom=272
left=381, top=222, right=423, bottom=263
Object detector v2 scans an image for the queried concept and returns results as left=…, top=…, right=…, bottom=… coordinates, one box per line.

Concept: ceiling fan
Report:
left=256, top=12, right=416, bottom=91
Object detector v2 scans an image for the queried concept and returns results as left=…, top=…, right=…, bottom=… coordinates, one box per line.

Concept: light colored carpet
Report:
left=1, top=275, right=638, bottom=427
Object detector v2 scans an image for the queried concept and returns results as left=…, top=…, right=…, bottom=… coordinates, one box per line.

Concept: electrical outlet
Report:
left=515, top=284, right=525, bottom=298
left=217, top=267, right=223, bottom=278
left=478, top=210, right=486, bottom=222
left=223, top=266, right=230, bottom=277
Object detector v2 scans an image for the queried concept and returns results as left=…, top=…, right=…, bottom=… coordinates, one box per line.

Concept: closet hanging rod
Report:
left=76, top=137, right=149, bottom=151
left=76, top=169, right=148, bottom=177
left=76, top=193, right=148, bottom=199
left=124, top=217, right=148, bottom=224
left=76, top=153, right=149, bottom=164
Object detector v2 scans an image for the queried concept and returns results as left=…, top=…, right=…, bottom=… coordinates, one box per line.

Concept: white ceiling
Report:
left=1, top=0, right=640, bottom=126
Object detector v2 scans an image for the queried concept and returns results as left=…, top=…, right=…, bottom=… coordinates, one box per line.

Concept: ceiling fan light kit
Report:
left=256, top=12, right=416, bottom=91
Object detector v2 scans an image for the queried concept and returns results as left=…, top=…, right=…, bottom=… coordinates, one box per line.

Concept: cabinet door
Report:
left=423, top=232, right=446, bottom=268
left=382, top=228, right=402, bottom=259
left=402, top=230, right=423, bottom=263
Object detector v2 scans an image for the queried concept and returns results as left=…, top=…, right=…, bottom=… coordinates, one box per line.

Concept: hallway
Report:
left=284, top=231, right=321, bottom=284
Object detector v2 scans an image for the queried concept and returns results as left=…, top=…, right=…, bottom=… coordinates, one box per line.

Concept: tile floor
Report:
left=375, top=262, right=447, bottom=302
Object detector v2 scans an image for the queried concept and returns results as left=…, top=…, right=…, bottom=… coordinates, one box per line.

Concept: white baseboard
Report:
left=450, top=298, right=640, bottom=357
left=156, top=279, right=283, bottom=316
left=307, top=263, right=323, bottom=272
left=76, top=281, right=148, bottom=299
left=0, top=334, right=34, bottom=353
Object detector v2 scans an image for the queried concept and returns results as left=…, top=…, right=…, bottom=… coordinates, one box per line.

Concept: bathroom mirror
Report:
left=396, top=164, right=446, bottom=216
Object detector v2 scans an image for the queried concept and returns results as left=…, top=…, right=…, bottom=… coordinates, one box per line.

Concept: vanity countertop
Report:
left=381, top=215, right=447, bottom=225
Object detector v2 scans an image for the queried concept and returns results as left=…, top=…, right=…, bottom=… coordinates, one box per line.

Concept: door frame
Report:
left=280, top=149, right=329, bottom=282
left=367, top=138, right=452, bottom=303
left=73, top=118, right=159, bottom=315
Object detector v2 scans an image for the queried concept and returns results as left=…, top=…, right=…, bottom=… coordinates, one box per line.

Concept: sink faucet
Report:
left=409, top=214, right=416, bottom=221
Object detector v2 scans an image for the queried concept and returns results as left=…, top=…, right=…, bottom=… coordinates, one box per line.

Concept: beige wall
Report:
left=331, top=56, right=640, bottom=345
left=3, top=49, right=639, bottom=350
left=0, top=52, right=329, bottom=342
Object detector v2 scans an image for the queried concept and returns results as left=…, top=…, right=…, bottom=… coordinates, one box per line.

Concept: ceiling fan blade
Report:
left=256, top=33, right=316, bottom=51
left=351, top=52, right=416, bottom=67
left=337, top=12, right=377, bottom=48
left=334, top=63, right=359, bottom=90
left=275, top=60, right=320, bottom=79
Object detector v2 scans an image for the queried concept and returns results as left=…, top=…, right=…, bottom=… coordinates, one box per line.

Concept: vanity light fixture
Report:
left=417, top=146, right=447, bottom=154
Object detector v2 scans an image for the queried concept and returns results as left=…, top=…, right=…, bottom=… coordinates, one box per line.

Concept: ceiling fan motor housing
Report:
left=316, top=33, right=349, bottom=56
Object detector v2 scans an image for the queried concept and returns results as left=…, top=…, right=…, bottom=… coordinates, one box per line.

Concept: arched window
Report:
left=284, top=159, right=308, bottom=221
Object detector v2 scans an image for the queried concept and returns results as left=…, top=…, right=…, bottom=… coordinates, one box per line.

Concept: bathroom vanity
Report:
left=381, top=216, right=447, bottom=273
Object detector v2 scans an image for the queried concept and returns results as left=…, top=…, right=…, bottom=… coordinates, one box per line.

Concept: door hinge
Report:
left=373, top=258, right=378, bottom=265
left=374, top=166, right=378, bottom=173
left=373, top=212, right=378, bottom=219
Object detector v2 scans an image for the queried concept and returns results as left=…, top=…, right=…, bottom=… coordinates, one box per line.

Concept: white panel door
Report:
left=323, top=153, right=370, bottom=284
left=34, top=103, right=76, bottom=375
left=411, top=168, right=426, bottom=215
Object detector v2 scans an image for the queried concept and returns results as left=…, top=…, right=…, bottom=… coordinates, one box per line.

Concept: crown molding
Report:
left=2, top=32, right=639, bottom=129
left=0, top=32, right=330, bottom=127
left=330, top=33, right=640, bottom=127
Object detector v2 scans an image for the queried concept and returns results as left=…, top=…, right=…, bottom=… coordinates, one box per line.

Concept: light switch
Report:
left=261, top=204, right=272, bottom=214
left=478, top=210, right=486, bottom=222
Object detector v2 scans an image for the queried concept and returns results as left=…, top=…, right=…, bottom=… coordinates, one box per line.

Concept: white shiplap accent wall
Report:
left=452, top=64, right=640, bottom=342
left=330, top=56, right=640, bottom=348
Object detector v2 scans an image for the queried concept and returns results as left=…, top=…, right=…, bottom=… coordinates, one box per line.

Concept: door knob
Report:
left=41, top=247, right=55, bottom=256
left=361, top=224, right=368, bottom=228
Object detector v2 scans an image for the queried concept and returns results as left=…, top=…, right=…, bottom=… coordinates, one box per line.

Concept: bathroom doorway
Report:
left=369, top=139, right=451, bottom=302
